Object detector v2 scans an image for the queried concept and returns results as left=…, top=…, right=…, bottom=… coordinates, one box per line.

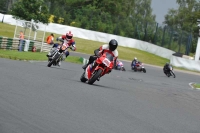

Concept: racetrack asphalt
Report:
left=0, top=52, right=200, bottom=133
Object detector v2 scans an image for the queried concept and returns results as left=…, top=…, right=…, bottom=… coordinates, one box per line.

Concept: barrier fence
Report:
left=0, top=36, right=52, bottom=52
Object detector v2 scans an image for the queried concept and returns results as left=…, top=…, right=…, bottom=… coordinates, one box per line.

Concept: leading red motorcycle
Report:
left=80, top=53, right=114, bottom=85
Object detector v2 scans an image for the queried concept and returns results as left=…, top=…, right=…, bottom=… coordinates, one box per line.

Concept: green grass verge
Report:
left=193, top=83, right=200, bottom=88
left=0, top=49, right=82, bottom=64
left=1, top=22, right=199, bottom=73
left=0, top=22, right=169, bottom=66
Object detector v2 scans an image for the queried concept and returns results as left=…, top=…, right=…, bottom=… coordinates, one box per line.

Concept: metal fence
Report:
left=133, top=22, right=193, bottom=55
left=0, top=36, right=52, bottom=52
left=65, top=9, right=194, bottom=55
left=13, top=19, right=51, bottom=52
left=92, top=21, right=193, bottom=55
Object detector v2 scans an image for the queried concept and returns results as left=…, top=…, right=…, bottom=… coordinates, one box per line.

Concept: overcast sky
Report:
left=151, top=0, right=179, bottom=24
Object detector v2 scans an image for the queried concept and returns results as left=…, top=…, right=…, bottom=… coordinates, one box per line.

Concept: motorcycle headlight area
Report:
left=102, top=58, right=111, bottom=67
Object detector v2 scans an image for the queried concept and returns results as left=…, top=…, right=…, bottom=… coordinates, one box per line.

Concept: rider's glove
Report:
left=70, top=47, right=76, bottom=51
left=96, top=52, right=101, bottom=58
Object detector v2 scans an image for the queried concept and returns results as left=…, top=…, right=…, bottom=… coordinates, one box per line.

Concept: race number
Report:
left=103, top=58, right=111, bottom=67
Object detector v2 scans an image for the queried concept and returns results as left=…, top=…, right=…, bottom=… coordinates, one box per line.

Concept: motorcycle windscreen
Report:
left=168, top=65, right=173, bottom=70
left=101, top=53, right=114, bottom=67
left=105, top=53, right=114, bottom=61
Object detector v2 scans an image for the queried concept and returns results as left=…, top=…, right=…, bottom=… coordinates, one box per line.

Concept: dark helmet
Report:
left=51, top=33, right=54, bottom=37
left=166, top=62, right=169, bottom=65
left=109, top=39, right=118, bottom=51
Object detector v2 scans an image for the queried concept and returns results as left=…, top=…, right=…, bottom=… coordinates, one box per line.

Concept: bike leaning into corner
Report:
left=47, top=42, right=72, bottom=67
left=80, top=52, right=114, bottom=85
left=163, top=63, right=176, bottom=78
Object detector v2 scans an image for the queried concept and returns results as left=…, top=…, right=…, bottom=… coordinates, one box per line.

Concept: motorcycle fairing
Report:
left=85, top=64, right=93, bottom=79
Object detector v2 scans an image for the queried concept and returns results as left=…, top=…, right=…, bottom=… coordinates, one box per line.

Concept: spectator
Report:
left=46, top=33, right=54, bottom=45
left=18, top=31, right=24, bottom=51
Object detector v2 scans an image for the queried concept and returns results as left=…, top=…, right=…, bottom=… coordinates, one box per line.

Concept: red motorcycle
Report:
left=80, top=53, right=114, bottom=85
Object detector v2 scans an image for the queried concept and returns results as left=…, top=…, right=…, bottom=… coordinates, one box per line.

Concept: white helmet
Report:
left=134, top=57, right=137, bottom=60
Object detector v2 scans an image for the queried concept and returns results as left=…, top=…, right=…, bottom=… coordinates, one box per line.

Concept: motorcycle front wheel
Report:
left=88, top=69, right=103, bottom=85
left=47, top=53, right=60, bottom=67
left=170, top=70, right=176, bottom=78
left=142, top=68, right=146, bottom=73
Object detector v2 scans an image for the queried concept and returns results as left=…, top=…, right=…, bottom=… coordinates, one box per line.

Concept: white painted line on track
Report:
left=189, top=82, right=200, bottom=90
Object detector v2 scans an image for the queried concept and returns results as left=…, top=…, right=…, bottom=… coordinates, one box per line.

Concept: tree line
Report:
left=1, top=0, right=200, bottom=54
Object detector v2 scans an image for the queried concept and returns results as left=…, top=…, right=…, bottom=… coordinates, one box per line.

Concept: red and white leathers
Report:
left=116, top=60, right=123, bottom=67
left=57, top=35, right=76, bottom=51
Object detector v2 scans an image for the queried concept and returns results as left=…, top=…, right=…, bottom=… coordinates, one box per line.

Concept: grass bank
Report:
left=0, top=22, right=169, bottom=67
left=0, top=49, right=82, bottom=64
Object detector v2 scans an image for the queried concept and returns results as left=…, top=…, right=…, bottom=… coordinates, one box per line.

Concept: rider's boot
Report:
left=58, top=61, right=61, bottom=67
left=82, top=63, right=88, bottom=70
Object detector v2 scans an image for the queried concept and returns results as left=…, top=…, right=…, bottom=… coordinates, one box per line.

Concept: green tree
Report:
left=164, top=0, right=200, bottom=31
left=10, top=0, right=50, bottom=24
left=164, top=0, right=200, bottom=53
left=0, top=0, right=8, bottom=13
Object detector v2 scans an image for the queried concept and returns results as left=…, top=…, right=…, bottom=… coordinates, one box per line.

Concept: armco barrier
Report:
left=0, top=36, right=53, bottom=53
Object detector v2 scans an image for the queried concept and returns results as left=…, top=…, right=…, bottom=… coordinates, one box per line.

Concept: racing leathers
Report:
left=131, top=59, right=138, bottom=69
left=163, top=64, right=170, bottom=75
left=82, top=44, right=118, bottom=73
left=47, top=35, right=76, bottom=66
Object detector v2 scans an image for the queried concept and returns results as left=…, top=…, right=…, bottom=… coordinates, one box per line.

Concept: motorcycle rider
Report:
left=47, top=31, right=76, bottom=66
left=82, top=39, right=118, bottom=75
left=115, top=60, right=123, bottom=70
left=131, top=57, right=139, bottom=69
left=163, top=62, right=170, bottom=75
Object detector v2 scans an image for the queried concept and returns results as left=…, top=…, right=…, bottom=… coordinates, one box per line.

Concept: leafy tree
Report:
left=0, top=0, right=8, bottom=13
left=164, top=0, right=200, bottom=53
left=10, top=0, right=50, bottom=24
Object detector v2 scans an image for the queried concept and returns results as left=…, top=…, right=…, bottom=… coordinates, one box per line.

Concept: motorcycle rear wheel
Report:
left=88, top=69, right=103, bottom=85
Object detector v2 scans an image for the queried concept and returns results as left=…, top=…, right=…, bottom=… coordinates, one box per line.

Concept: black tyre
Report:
left=170, top=70, right=176, bottom=78
left=80, top=72, right=87, bottom=82
left=143, top=68, right=146, bottom=73
left=167, top=72, right=170, bottom=77
left=47, top=53, right=60, bottom=67
left=88, top=69, right=103, bottom=85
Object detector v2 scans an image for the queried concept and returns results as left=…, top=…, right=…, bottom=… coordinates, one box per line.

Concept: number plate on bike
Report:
left=61, top=45, right=67, bottom=50
left=103, top=58, right=111, bottom=67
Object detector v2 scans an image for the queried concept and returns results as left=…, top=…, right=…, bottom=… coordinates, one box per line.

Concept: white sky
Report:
left=151, top=0, right=179, bottom=24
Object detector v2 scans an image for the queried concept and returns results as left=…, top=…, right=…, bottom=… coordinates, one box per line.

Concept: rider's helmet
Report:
left=134, top=57, right=137, bottom=61
left=166, top=62, right=169, bottom=66
left=109, top=39, right=118, bottom=51
left=66, top=31, right=73, bottom=41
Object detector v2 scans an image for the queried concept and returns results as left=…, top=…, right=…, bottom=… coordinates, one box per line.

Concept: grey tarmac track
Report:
left=0, top=52, right=200, bottom=133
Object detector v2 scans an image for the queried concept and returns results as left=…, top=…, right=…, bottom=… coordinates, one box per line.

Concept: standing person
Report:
left=18, top=31, right=24, bottom=51
left=46, top=33, right=54, bottom=45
